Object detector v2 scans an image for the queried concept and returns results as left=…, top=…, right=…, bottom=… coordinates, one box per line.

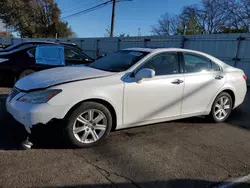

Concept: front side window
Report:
left=64, top=48, right=87, bottom=61
left=89, top=50, right=149, bottom=72
left=138, top=52, right=179, bottom=76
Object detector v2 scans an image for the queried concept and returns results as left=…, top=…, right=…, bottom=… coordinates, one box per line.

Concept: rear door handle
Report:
left=215, top=75, right=224, bottom=80
left=171, top=79, right=184, bottom=84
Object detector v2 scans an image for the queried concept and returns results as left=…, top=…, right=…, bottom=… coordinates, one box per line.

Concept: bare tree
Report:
left=151, top=6, right=205, bottom=36
left=240, top=0, right=250, bottom=31
left=104, top=25, right=111, bottom=37
left=118, top=33, right=130, bottom=37
left=179, top=5, right=204, bottom=35
left=198, top=0, right=229, bottom=34
left=226, top=0, right=250, bottom=32
left=151, top=13, right=181, bottom=35
left=152, top=0, right=250, bottom=36
left=206, top=0, right=249, bottom=33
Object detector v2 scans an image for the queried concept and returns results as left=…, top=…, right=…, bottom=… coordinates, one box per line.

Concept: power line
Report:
left=62, top=0, right=113, bottom=19
left=62, top=0, right=132, bottom=19
left=62, top=0, right=132, bottom=37
left=61, top=0, right=102, bottom=15
left=61, top=0, right=84, bottom=13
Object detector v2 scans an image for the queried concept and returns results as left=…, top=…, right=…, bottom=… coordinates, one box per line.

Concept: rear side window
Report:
left=183, top=53, right=220, bottom=73
left=211, top=61, right=221, bottom=71
left=139, top=53, right=179, bottom=76
left=184, top=54, right=210, bottom=73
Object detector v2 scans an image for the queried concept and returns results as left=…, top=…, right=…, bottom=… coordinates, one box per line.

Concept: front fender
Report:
left=47, top=77, right=124, bottom=128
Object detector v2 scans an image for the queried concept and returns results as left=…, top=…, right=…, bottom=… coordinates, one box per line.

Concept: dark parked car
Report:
left=0, top=41, right=93, bottom=86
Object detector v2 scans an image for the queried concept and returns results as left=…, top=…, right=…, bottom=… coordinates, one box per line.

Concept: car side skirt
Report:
left=117, top=112, right=206, bottom=130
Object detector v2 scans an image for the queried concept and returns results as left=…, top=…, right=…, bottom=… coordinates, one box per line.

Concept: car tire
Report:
left=19, top=69, right=35, bottom=80
left=209, top=92, right=233, bottom=123
left=65, top=102, right=112, bottom=148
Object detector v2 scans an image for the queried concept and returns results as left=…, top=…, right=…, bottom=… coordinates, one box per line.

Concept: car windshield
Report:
left=88, top=50, right=149, bottom=72
left=2, top=43, right=23, bottom=51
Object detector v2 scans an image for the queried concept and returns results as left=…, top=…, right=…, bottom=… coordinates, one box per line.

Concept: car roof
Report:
left=18, top=41, right=79, bottom=47
left=124, top=47, right=229, bottom=68
left=3, top=41, right=79, bottom=49
left=123, top=47, right=208, bottom=54
left=0, top=41, right=82, bottom=54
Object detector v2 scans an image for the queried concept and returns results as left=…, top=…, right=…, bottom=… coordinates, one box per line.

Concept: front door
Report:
left=123, top=52, right=184, bottom=125
left=181, top=52, right=226, bottom=115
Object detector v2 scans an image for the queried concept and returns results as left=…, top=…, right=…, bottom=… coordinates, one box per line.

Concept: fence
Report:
left=0, top=33, right=250, bottom=83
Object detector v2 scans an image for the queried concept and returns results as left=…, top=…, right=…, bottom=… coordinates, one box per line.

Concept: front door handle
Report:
left=171, top=79, right=184, bottom=84
left=215, top=75, right=224, bottom=80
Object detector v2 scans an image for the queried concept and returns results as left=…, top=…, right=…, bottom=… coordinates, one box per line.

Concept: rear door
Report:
left=180, top=52, right=226, bottom=115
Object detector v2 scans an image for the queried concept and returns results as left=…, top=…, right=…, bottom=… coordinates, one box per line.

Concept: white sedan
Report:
left=6, top=48, right=247, bottom=148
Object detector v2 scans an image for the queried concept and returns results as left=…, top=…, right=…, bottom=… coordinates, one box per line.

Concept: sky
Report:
left=59, top=0, right=200, bottom=37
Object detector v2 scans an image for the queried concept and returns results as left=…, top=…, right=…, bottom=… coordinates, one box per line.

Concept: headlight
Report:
left=17, top=89, right=62, bottom=104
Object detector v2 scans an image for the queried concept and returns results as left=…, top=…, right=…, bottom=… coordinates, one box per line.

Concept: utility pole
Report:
left=110, top=0, right=116, bottom=37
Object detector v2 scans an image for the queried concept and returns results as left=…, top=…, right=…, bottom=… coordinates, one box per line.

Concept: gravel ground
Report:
left=0, top=88, right=250, bottom=188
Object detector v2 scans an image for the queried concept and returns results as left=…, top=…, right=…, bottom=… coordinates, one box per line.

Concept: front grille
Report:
left=9, top=87, right=20, bottom=102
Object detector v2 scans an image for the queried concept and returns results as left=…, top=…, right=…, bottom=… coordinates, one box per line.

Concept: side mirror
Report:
left=135, top=68, right=155, bottom=83
left=85, top=58, right=91, bottom=62
left=97, top=53, right=107, bottom=60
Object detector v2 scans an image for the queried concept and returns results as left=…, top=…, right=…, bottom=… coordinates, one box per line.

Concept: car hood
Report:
left=15, top=66, right=114, bottom=91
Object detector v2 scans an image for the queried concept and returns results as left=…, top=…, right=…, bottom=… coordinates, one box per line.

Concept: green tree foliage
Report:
left=0, top=0, right=73, bottom=38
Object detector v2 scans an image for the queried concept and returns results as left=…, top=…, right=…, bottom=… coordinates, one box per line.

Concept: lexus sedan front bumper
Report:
left=6, top=94, right=67, bottom=133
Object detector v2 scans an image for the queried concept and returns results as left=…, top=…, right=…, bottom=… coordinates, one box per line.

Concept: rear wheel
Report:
left=65, top=102, right=112, bottom=148
left=209, top=92, right=233, bottom=123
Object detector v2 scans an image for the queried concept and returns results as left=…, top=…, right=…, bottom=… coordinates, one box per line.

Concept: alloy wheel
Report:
left=73, top=109, right=107, bottom=144
left=214, top=96, right=231, bottom=120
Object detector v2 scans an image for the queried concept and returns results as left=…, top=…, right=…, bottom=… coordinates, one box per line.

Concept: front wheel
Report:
left=65, top=102, right=112, bottom=148
left=209, top=92, right=233, bottom=123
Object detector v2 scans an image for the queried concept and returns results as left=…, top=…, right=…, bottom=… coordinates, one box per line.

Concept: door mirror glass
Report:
left=35, top=45, right=65, bottom=65
left=97, top=53, right=107, bottom=60
left=135, top=68, right=155, bottom=83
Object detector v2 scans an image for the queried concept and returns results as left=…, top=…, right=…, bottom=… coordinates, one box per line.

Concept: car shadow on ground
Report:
left=42, top=179, right=250, bottom=188
left=0, top=111, right=248, bottom=151
left=0, top=92, right=71, bottom=150
left=0, top=90, right=249, bottom=150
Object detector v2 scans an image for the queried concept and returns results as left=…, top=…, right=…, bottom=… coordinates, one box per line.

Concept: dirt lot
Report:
left=0, top=88, right=250, bottom=188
